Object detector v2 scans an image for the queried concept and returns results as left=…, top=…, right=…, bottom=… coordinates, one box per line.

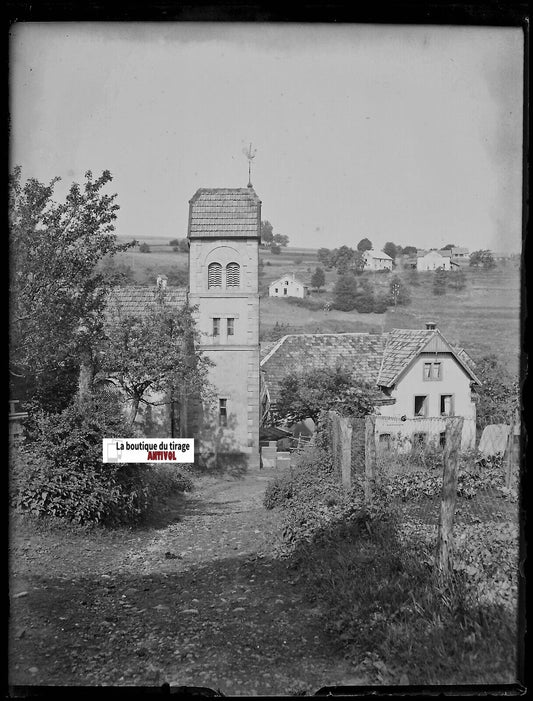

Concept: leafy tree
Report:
left=448, top=267, right=467, bottom=291
left=432, top=267, right=448, bottom=295
left=276, top=366, right=377, bottom=424
left=388, top=274, right=411, bottom=308
left=9, top=166, right=133, bottom=411
left=354, top=278, right=375, bottom=313
left=317, top=247, right=334, bottom=268
left=273, top=233, right=289, bottom=247
left=473, top=355, right=519, bottom=430
left=357, top=237, right=372, bottom=252
left=98, top=257, right=135, bottom=285
left=383, top=241, right=398, bottom=260
left=442, top=243, right=456, bottom=250
left=407, top=267, right=420, bottom=286
left=261, top=220, right=274, bottom=245
left=99, top=292, right=212, bottom=428
left=352, top=249, right=366, bottom=274
left=170, top=238, right=189, bottom=253
left=332, top=273, right=359, bottom=311
left=470, top=249, right=496, bottom=269
left=139, top=242, right=151, bottom=253
left=311, top=266, right=326, bottom=291
left=402, top=245, right=418, bottom=256
left=270, top=244, right=281, bottom=255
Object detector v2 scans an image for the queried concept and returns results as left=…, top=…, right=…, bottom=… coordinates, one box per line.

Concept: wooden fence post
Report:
left=436, top=416, right=464, bottom=582
left=339, top=415, right=353, bottom=490
left=505, top=423, right=515, bottom=489
left=364, top=415, right=377, bottom=505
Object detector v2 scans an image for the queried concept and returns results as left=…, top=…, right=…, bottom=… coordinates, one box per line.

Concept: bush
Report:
left=263, top=471, right=295, bottom=509
left=373, top=295, right=389, bottom=313
left=11, top=395, right=190, bottom=526
left=353, top=292, right=375, bottom=313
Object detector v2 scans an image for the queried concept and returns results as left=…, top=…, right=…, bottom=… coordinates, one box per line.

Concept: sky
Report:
left=9, top=22, right=524, bottom=254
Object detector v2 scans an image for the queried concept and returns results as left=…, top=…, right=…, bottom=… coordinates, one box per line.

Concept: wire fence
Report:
left=325, top=410, right=520, bottom=579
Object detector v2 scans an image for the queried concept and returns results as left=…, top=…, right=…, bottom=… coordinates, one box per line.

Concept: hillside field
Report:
left=113, top=241, right=522, bottom=377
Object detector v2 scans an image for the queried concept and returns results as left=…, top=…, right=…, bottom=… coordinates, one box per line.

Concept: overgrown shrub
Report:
left=384, top=449, right=508, bottom=501
left=373, top=295, right=389, bottom=313
left=263, top=471, right=295, bottom=509
left=11, top=395, right=191, bottom=526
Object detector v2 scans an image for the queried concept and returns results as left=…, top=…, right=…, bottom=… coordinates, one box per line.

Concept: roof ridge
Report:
left=260, top=335, right=289, bottom=366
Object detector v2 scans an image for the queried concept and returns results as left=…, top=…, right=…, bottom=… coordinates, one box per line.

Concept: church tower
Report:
left=187, top=187, right=261, bottom=468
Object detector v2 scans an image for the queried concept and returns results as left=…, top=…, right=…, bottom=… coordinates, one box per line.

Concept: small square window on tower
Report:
left=219, top=398, right=227, bottom=427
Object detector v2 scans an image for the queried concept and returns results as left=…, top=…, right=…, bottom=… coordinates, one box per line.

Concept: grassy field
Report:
left=112, top=241, right=522, bottom=377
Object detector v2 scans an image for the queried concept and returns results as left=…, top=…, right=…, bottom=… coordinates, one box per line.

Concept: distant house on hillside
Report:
left=451, top=246, right=470, bottom=262
left=363, top=249, right=393, bottom=271
left=268, top=273, right=309, bottom=298
left=260, top=323, right=480, bottom=450
left=417, top=249, right=451, bottom=271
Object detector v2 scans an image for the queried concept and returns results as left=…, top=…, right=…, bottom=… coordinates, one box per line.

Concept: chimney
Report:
left=156, top=274, right=168, bottom=290
left=425, top=321, right=437, bottom=330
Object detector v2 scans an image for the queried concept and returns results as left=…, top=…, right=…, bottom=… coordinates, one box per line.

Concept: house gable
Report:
left=377, top=328, right=480, bottom=389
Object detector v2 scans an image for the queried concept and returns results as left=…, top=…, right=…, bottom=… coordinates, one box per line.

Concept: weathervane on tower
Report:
left=242, top=143, right=257, bottom=187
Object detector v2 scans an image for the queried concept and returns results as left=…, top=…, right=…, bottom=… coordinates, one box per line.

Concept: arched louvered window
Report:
left=226, top=262, right=240, bottom=288
left=208, top=262, right=222, bottom=289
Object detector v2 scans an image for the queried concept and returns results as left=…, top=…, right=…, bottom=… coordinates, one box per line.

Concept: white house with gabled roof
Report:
left=417, top=249, right=451, bottom=271
left=363, top=249, right=393, bottom=271
left=268, top=273, right=309, bottom=298
left=260, top=322, right=480, bottom=451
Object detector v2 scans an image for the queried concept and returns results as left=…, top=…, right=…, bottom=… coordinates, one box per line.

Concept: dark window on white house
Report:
left=208, top=263, right=222, bottom=288
left=414, top=395, right=428, bottom=417
left=212, top=318, right=220, bottom=337
left=439, top=431, right=447, bottom=448
left=227, top=318, right=234, bottom=336
left=423, top=361, right=442, bottom=380
left=226, top=262, right=240, bottom=288
left=283, top=288, right=287, bottom=295
left=219, top=398, right=227, bottom=427
left=274, top=288, right=278, bottom=293
left=440, top=395, right=454, bottom=416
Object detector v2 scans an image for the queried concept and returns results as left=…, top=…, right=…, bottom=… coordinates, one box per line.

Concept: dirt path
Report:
left=9, top=471, right=365, bottom=695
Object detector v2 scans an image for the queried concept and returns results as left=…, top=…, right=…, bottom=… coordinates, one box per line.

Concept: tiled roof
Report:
left=188, top=188, right=261, bottom=239
left=366, top=250, right=393, bottom=260
left=377, top=329, right=434, bottom=386
left=260, top=340, right=279, bottom=361
left=105, top=286, right=188, bottom=326
left=260, top=333, right=387, bottom=406
left=452, top=346, right=477, bottom=374
left=269, top=273, right=306, bottom=287
left=377, top=328, right=479, bottom=387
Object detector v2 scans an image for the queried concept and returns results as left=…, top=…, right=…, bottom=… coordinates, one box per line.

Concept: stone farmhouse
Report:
left=260, top=323, right=480, bottom=450
left=362, top=249, right=393, bottom=271
left=268, top=273, right=309, bottom=298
